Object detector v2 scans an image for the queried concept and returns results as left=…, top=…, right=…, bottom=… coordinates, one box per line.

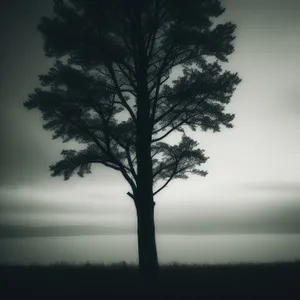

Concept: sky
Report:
left=0, top=0, right=300, bottom=250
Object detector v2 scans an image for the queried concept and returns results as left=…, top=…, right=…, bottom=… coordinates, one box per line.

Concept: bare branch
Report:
left=151, top=147, right=161, bottom=159
left=125, top=147, right=137, bottom=176
left=127, top=191, right=135, bottom=200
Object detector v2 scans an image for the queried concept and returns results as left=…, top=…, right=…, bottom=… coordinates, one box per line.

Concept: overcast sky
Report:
left=1, top=0, right=300, bottom=239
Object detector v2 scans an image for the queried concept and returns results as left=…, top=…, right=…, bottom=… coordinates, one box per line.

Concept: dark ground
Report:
left=0, top=261, right=299, bottom=299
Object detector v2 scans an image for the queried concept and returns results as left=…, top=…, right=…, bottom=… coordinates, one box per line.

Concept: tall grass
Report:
left=1, top=261, right=299, bottom=299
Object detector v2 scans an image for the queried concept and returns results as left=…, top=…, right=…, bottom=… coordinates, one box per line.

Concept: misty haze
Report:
left=1, top=1, right=300, bottom=295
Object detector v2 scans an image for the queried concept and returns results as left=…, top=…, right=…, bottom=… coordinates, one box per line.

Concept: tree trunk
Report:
left=135, top=198, right=159, bottom=280
left=135, top=121, right=160, bottom=280
left=133, top=11, right=159, bottom=280
left=135, top=87, right=160, bottom=280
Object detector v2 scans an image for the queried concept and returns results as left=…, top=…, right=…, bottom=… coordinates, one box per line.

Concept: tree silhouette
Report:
left=24, top=0, right=241, bottom=280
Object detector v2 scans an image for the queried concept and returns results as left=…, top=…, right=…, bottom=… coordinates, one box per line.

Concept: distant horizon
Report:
left=1, top=0, right=300, bottom=266
left=1, top=233, right=300, bottom=266
left=1, top=223, right=300, bottom=239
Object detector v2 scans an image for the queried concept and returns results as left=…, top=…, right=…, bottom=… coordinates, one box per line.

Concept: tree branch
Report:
left=127, top=191, right=135, bottom=200
left=149, top=47, right=176, bottom=126
left=60, top=110, right=137, bottom=192
left=153, top=166, right=188, bottom=196
left=153, top=161, right=176, bottom=178
left=110, top=132, right=137, bottom=181
left=153, top=163, right=178, bottom=196
left=115, top=62, right=137, bottom=91
left=107, top=64, right=137, bottom=124
left=151, top=147, right=161, bottom=159
left=152, top=93, right=211, bottom=142
left=152, top=119, right=187, bottom=143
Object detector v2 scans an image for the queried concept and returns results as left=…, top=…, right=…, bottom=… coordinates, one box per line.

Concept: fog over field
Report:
left=0, top=0, right=300, bottom=264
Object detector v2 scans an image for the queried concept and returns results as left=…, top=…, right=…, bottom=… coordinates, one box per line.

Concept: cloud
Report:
left=1, top=196, right=300, bottom=237
left=1, top=0, right=300, bottom=240
left=0, top=198, right=117, bottom=215
left=0, top=0, right=56, bottom=188
left=156, top=197, right=300, bottom=234
left=224, top=0, right=300, bottom=10
left=0, top=183, right=134, bottom=226
left=0, top=224, right=133, bottom=239
left=244, top=182, right=300, bottom=196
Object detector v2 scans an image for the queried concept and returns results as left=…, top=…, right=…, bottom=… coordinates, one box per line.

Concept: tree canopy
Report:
left=24, top=0, right=241, bottom=199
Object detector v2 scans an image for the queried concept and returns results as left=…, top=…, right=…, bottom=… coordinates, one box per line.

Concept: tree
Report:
left=24, top=0, right=241, bottom=280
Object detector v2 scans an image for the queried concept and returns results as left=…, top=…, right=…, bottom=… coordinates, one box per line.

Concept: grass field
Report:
left=1, top=261, right=300, bottom=299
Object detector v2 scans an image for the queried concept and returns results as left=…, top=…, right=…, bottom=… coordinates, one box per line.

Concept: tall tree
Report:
left=24, top=0, right=241, bottom=279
